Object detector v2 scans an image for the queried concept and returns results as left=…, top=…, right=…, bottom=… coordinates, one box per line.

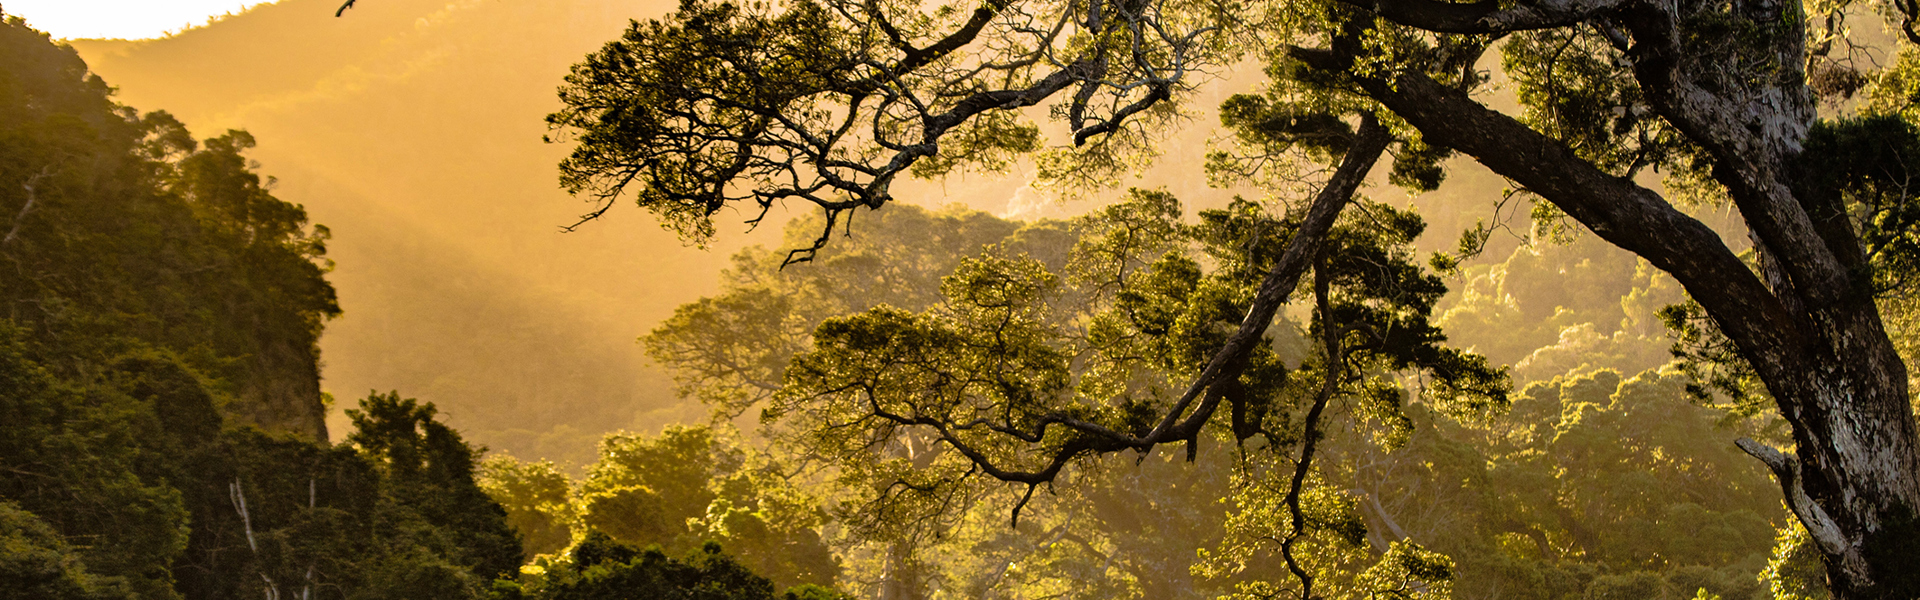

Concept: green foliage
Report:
left=548, top=0, right=858, bottom=244
left=693, top=469, right=839, bottom=590
left=1437, top=236, right=1681, bottom=384
left=908, top=112, right=1043, bottom=178
left=1218, top=93, right=1357, bottom=158
left=540, top=0, right=1920, bottom=592
left=5, top=327, right=527, bottom=600
left=1197, top=366, right=1777, bottom=600
left=0, top=501, right=136, bottom=600
left=1209, top=66, right=1457, bottom=193
left=735, top=189, right=1506, bottom=597
left=1387, top=136, right=1452, bottom=193
left=158, top=391, right=524, bottom=600
left=0, top=14, right=337, bottom=439
left=1416, top=370, right=1779, bottom=600
left=0, top=17, right=527, bottom=599
left=546, top=0, right=1224, bottom=247
left=637, top=191, right=1800, bottom=600
left=578, top=426, right=739, bottom=546
left=648, top=202, right=1258, bottom=598
left=480, top=457, right=577, bottom=557
left=1865, top=49, right=1920, bottom=122
left=481, top=426, right=840, bottom=591
left=525, top=533, right=820, bottom=600
left=1799, top=115, right=1920, bottom=297
left=1502, top=28, right=1686, bottom=176
left=1496, top=371, right=1775, bottom=564
left=646, top=205, right=1026, bottom=418
left=0, top=324, right=189, bottom=600
left=1762, top=523, right=1832, bottom=600
left=348, top=392, right=527, bottom=583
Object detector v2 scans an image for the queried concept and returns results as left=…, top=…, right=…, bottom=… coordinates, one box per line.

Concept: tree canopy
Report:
left=522, top=0, right=1920, bottom=594
left=0, top=13, right=541, bottom=600
left=628, top=202, right=1814, bottom=599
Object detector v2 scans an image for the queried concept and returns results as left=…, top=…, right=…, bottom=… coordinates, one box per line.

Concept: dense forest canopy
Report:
left=592, top=198, right=1790, bottom=600
left=0, top=12, right=543, bottom=600
left=12, top=0, right=1920, bottom=596
left=70, top=0, right=752, bottom=469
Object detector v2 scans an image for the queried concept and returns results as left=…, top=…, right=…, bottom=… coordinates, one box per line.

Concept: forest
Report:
left=5, top=0, right=1920, bottom=596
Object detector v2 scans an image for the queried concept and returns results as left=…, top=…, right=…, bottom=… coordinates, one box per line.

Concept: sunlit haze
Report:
left=2, top=0, right=269, bottom=39
left=2, top=0, right=1908, bottom=594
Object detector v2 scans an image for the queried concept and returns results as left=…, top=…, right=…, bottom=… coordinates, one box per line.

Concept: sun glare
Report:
left=1, top=0, right=271, bottom=40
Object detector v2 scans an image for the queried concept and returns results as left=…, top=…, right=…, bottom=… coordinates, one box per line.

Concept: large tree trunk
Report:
left=1294, top=0, right=1920, bottom=590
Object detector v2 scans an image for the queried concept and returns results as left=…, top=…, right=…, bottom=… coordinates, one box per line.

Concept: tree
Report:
left=645, top=203, right=1254, bottom=599
left=346, top=392, right=526, bottom=585
left=333, top=0, right=1920, bottom=591
left=482, top=425, right=841, bottom=591
left=502, top=532, right=849, bottom=600
left=479, top=457, right=577, bottom=557
left=0, top=501, right=136, bottom=600
left=503, top=0, right=1920, bottom=591
left=638, top=196, right=1834, bottom=598
left=171, top=391, right=528, bottom=600
left=637, top=193, right=1512, bottom=598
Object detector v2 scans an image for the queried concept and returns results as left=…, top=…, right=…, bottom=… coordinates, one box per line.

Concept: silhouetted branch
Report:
left=549, top=0, right=1224, bottom=262
left=1279, top=255, right=1342, bottom=600
left=848, top=115, right=1390, bottom=491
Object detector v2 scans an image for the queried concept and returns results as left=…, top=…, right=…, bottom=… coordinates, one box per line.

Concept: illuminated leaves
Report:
left=550, top=0, right=1229, bottom=260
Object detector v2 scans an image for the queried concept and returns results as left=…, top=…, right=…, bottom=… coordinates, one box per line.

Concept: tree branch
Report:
left=1143, top=113, right=1389, bottom=443
left=1736, top=438, right=1862, bottom=574
left=816, top=114, right=1390, bottom=495
left=1340, top=0, right=1626, bottom=33
left=1280, top=255, right=1344, bottom=600
left=1293, top=46, right=1812, bottom=401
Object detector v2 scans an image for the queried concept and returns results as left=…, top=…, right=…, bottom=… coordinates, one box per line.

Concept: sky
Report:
left=2, top=0, right=270, bottom=39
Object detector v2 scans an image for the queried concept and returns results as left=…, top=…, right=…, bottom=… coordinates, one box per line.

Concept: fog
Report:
left=67, top=0, right=1269, bottom=465
left=70, top=0, right=1679, bottom=468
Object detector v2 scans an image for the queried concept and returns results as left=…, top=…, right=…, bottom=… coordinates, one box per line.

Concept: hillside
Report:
left=65, top=0, right=1279, bottom=464
left=65, top=0, right=1726, bottom=469
left=72, top=0, right=755, bottom=463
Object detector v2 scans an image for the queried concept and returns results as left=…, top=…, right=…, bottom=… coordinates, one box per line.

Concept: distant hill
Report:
left=73, top=0, right=749, bottom=465
left=64, top=0, right=1270, bottom=465
left=70, top=0, right=1653, bottom=467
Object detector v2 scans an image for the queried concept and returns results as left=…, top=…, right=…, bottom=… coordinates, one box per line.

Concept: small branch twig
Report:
left=1279, top=254, right=1343, bottom=600
left=4, top=166, right=53, bottom=246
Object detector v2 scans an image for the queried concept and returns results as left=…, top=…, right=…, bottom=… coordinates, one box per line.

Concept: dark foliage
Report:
left=0, top=15, right=523, bottom=600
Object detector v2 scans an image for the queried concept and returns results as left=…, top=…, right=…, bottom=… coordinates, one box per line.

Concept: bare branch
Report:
left=4, top=166, right=53, bottom=247
left=1736, top=438, right=1859, bottom=572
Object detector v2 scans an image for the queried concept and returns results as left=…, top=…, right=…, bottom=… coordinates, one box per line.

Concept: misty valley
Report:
left=4, top=0, right=1920, bottom=598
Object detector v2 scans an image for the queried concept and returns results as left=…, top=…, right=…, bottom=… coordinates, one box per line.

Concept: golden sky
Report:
left=3, top=0, right=269, bottom=39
